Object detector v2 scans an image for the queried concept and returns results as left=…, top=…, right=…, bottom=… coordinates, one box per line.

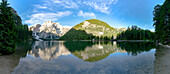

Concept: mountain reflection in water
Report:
left=28, top=41, right=70, bottom=60
left=64, top=41, right=126, bottom=62
left=3, top=41, right=169, bottom=74
left=27, top=41, right=155, bottom=61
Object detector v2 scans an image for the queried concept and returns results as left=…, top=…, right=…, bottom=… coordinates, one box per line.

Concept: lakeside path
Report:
left=154, top=45, right=170, bottom=74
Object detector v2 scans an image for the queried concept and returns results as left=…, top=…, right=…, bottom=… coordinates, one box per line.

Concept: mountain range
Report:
left=29, top=19, right=126, bottom=40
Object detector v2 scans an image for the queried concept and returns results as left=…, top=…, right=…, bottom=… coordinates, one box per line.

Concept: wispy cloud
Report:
left=25, top=11, right=72, bottom=26
left=78, top=10, right=96, bottom=18
left=43, top=0, right=118, bottom=13
left=34, top=5, right=48, bottom=9
left=83, top=0, right=118, bottom=14
left=24, top=0, right=118, bottom=26
left=49, top=0, right=78, bottom=9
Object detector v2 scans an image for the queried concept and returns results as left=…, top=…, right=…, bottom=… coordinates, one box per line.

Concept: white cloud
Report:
left=50, top=0, right=78, bottom=9
left=39, top=0, right=118, bottom=14
left=25, top=11, right=72, bottom=26
left=34, top=5, right=48, bottom=9
left=42, top=0, right=118, bottom=14
left=78, top=10, right=96, bottom=18
left=83, top=0, right=118, bottom=14
left=25, top=0, right=119, bottom=27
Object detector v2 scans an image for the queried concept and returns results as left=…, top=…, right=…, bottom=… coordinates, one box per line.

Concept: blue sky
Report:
left=5, top=0, right=165, bottom=31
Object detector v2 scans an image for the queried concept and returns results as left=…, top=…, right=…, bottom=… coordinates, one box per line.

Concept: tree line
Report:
left=0, top=0, right=32, bottom=54
left=116, top=26, right=155, bottom=40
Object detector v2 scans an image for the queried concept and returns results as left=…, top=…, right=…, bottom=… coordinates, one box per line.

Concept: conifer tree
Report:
left=153, top=0, right=170, bottom=44
left=0, top=0, right=17, bottom=54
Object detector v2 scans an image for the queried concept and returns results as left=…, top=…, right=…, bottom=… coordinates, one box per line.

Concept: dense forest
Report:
left=59, top=28, right=113, bottom=40
left=153, top=0, right=170, bottom=45
left=116, top=26, right=155, bottom=40
left=0, top=0, right=32, bottom=54
left=59, top=28, right=95, bottom=40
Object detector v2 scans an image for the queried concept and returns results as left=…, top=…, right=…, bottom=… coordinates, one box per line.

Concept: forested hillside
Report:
left=60, top=19, right=124, bottom=40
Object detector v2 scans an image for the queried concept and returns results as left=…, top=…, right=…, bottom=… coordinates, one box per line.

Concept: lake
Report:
left=0, top=41, right=170, bottom=74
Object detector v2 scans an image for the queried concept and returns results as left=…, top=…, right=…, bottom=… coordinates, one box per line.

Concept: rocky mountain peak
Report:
left=29, top=21, right=71, bottom=39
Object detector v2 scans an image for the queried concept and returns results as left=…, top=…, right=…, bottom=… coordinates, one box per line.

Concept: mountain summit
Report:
left=60, top=19, right=125, bottom=40
left=73, top=19, right=118, bottom=36
left=29, top=21, right=71, bottom=39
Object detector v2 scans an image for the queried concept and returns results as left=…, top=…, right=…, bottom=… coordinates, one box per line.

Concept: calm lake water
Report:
left=0, top=41, right=170, bottom=74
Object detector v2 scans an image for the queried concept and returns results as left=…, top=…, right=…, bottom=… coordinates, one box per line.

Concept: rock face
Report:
left=29, top=21, right=71, bottom=39
left=10, top=7, right=23, bottom=26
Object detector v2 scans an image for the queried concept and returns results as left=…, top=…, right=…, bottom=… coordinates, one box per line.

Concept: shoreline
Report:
left=117, top=40, right=154, bottom=42
left=34, top=39, right=155, bottom=42
left=158, top=43, right=170, bottom=48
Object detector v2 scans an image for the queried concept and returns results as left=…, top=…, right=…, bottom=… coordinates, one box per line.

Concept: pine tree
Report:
left=0, top=0, right=17, bottom=54
left=153, top=0, right=170, bottom=44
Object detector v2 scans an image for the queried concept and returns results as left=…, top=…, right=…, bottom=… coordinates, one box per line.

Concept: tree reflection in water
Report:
left=117, top=42, right=156, bottom=56
left=0, top=42, right=32, bottom=74
left=11, top=41, right=160, bottom=74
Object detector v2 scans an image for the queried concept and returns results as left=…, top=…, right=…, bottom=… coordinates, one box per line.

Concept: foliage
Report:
left=153, top=0, right=170, bottom=45
left=60, top=28, right=114, bottom=40
left=11, top=7, right=32, bottom=41
left=0, top=0, right=17, bottom=54
left=16, top=24, right=32, bottom=41
left=0, top=0, right=32, bottom=54
left=116, top=26, right=155, bottom=40
left=59, top=28, right=95, bottom=40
